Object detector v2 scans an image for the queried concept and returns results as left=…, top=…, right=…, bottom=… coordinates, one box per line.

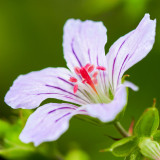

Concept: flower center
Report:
left=69, top=63, right=106, bottom=94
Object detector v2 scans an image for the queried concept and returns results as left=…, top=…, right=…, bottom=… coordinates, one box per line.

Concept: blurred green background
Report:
left=0, top=0, right=160, bottom=159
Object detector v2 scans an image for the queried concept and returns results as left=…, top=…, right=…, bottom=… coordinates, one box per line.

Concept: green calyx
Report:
left=134, top=107, right=159, bottom=137
left=103, top=102, right=160, bottom=160
left=125, top=149, right=143, bottom=160
left=101, top=136, right=138, bottom=157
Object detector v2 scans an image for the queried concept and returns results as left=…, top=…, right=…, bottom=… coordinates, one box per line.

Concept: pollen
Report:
left=74, top=67, right=81, bottom=75
left=82, top=79, right=86, bottom=84
left=96, top=66, right=106, bottom=71
left=84, top=63, right=91, bottom=70
left=73, top=84, right=78, bottom=94
left=92, top=78, right=98, bottom=85
left=88, top=64, right=94, bottom=73
left=69, top=77, right=77, bottom=82
left=93, top=71, right=98, bottom=78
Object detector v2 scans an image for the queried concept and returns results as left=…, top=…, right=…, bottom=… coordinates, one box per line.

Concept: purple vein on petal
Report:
left=122, top=29, right=147, bottom=72
left=55, top=112, right=71, bottom=123
left=48, top=107, right=76, bottom=114
left=57, top=77, right=74, bottom=86
left=71, top=38, right=82, bottom=67
left=117, top=54, right=129, bottom=85
left=45, top=84, right=90, bottom=103
left=57, top=77, right=92, bottom=103
left=46, top=85, right=77, bottom=96
left=112, top=40, right=126, bottom=85
left=79, top=109, right=87, bottom=112
left=88, top=49, right=91, bottom=63
left=111, top=31, right=135, bottom=86
left=96, top=55, right=105, bottom=89
left=36, top=93, right=83, bottom=103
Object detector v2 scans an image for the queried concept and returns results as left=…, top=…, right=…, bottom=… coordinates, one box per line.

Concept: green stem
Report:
left=114, top=121, right=129, bottom=137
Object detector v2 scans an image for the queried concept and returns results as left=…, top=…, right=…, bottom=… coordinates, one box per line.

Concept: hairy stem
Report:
left=114, top=121, right=129, bottom=137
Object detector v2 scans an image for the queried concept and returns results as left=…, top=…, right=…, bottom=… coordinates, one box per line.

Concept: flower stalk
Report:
left=114, top=121, right=129, bottom=137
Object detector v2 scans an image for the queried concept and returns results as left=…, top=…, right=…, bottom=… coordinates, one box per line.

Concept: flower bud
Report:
left=139, top=138, right=160, bottom=160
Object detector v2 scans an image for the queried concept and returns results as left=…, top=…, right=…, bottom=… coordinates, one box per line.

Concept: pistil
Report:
left=79, top=67, right=97, bottom=93
left=69, top=64, right=106, bottom=95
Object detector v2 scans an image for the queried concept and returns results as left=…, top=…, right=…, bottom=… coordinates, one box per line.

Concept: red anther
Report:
left=93, top=71, right=98, bottom=78
left=96, top=66, right=106, bottom=71
left=69, top=77, right=77, bottom=83
left=88, top=64, right=94, bottom=73
left=73, top=84, right=78, bottom=94
left=74, top=67, right=81, bottom=75
left=82, top=79, right=86, bottom=84
left=93, top=78, right=98, bottom=85
left=84, top=63, right=91, bottom=70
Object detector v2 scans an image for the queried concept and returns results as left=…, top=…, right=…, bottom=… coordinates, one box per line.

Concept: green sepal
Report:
left=152, top=130, right=160, bottom=143
left=134, top=107, right=159, bottom=137
left=103, top=136, right=137, bottom=157
left=125, top=149, right=143, bottom=160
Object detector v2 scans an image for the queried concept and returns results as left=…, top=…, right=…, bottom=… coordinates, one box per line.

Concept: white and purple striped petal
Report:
left=5, top=68, right=90, bottom=109
left=19, top=103, right=87, bottom=146
left=63, top=19, right=107, bottom=72
left=123, top=81, right=139, bottom=91
left=106, top=14, right=156, bottom=91
left=84, top=85, right=127, bottom=122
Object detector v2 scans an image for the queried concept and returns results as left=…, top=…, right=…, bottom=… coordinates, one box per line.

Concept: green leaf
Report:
left=0, top=120, right=11, bottom=137
left=125, top=149, right=143, bottom=160
left=134, top=107, right=159, bottom=137
left=103, top=136, right=137, bottom=157
left=65, top=149, right=90, bottom=160
left=0, top=118, right=36, bottom=159
left=0, top=139, right=35, bottom=159
left=152, top=130, right=160, bottom=143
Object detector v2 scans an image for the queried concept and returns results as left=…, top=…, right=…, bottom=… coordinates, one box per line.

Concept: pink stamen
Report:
left=73, top=84, right=78, bottom=94
left=96, top=66, right=106, bottom=71
left=82, top=79, right=86, bottom=84
left=74, top=67, right=81, bottom=75
left=93, top=71, right=98, bottom=78
left=84, top=63, right=91, bottom=70
left=88, top=64, right=94, bottom=73
left=72, top=64, right=107, bottom=94
left=93, top=78, right=98, bottom=85
left=69, top=77, right=77, bottom=83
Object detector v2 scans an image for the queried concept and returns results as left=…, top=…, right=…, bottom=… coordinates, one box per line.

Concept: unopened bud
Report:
left=139, top=138, right=160, bottom=160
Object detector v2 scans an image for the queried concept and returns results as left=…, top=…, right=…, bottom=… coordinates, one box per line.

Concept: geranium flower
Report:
left=5, top=14, right=156, bottom=146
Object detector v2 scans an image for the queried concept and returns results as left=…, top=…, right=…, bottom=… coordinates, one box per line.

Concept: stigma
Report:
left=69, top=64, right=106, bottom=94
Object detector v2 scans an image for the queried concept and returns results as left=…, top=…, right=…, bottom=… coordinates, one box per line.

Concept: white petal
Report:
left=83, top=86, right=127, bottom=122
left=123, top=81, right=139, bottom=91
left=20, top=103, right=87, bottom=146
left=63, top=19, right=107, bottom=71
left=5, top=67, right=90, bottom=109
left=106, top=14, right=156, bottom=91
